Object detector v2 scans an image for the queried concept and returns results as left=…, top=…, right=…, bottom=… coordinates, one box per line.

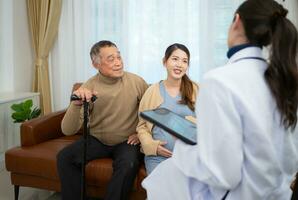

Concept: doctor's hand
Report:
left=127, top=134, right=140, bottom=145
left=157, top=141, right=172, bottom=158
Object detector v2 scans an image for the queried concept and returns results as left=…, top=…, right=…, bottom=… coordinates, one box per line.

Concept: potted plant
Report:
left=8, top=99, right=41, bottom=147
left=11, top=99, right=41, bottom=123
left=9, top=99, right=41, bottom=146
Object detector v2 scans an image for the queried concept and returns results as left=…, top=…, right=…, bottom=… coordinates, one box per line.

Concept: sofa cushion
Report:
left=6, top=135, right=80, bottom=180
left=86, top=159, right=113, bottom=186
left=6, top=135, right=147, bottom=188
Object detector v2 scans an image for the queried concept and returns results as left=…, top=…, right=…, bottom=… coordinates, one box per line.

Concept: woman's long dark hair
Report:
left=237, top=0, right=298, bottom=130
left=164, top=43, right=196, bottom=111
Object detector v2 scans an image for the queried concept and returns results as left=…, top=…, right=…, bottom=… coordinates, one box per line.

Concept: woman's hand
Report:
left=127, top=134, right=140, bottom=145
left=157, top=141, right=172, bottom=158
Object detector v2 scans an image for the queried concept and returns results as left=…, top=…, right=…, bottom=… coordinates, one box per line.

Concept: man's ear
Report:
left=92, top=60, right=100, bottom=70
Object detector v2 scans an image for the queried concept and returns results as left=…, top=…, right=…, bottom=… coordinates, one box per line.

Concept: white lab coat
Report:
left=143, top=47, right=298, bottom=200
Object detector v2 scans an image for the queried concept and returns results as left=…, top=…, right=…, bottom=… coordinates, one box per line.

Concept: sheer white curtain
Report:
left=93, top=0, right=201, bottom=83
left=198, top=0, right=243, bottom=76
left=133, top=0, right=201, bottom=82
left=92, top=0, right=244, bottom=81
left=51, top=0, right=240, bottom=110
left=198, top=0, right=298, bottom=74
left=50, top=0, right=98, bottom=110
left=51, top=0, right=298, bottom=111
left=51, top=0, right=201, bottom=110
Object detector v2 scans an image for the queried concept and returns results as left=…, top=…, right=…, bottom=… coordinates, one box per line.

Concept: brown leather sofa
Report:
left=5, top=107, right=146, bottom=199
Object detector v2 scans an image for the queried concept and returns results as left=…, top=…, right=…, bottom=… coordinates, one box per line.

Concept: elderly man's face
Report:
left=93, top=46, right=124, bottom=78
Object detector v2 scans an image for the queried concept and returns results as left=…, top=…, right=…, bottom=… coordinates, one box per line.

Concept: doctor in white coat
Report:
left=142, top=0, right=298, bottom=199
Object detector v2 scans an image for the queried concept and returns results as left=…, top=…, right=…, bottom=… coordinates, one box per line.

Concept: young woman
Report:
left=137, top=43, right=198, bottom=174
left=143, top=0, right=298, bottom=199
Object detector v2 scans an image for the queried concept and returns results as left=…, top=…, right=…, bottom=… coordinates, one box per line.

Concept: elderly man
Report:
left=57, top=40, right=148, bottom=200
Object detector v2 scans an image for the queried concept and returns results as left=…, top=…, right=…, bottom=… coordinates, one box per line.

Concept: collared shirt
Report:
left=226, top=43, right=260, bottom=58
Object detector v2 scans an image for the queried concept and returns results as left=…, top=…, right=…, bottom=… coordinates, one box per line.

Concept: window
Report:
left=51, top=0, right=243, bottom=110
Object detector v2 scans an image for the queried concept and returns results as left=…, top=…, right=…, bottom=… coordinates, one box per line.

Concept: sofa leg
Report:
left=14, top=185, right=19, bottom=200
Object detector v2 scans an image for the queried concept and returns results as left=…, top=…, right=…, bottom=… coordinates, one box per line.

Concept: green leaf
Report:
left=23, top=109, right=31, bottom=120
left=11, top=103, right=24, bottom=112
left=11, top=112, right=27, bottom=122
left=30, top=107, right=41, bottom=119
left=23, top=99, right=33, bottom=110
left=11, top=99, right=40, bottom=123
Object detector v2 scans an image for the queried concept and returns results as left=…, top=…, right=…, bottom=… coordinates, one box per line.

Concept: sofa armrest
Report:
left=21, top=109, right=67, bottom=146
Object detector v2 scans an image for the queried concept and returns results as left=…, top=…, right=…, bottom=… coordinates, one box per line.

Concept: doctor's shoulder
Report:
left=202, top=63, right=237, bottom=82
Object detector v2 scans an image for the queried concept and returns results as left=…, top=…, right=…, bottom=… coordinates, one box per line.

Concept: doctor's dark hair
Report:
left=237, top=0, right=298, bottom=130
left=164, top=43, right=196, bottom=111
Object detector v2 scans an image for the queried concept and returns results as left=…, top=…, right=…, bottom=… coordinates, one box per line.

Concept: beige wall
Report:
left=13, top=0, right=34, bottom=92
left=0, top=0, right=33, bottom=93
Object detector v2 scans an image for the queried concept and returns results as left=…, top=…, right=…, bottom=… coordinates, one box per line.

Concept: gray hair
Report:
left=90, top=40, right=117, bottom=64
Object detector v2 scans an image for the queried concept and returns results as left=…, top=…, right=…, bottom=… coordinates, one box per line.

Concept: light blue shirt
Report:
left=143, top=47, right=298, bottom=200
left=145, top=82, right=195, bottom=174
